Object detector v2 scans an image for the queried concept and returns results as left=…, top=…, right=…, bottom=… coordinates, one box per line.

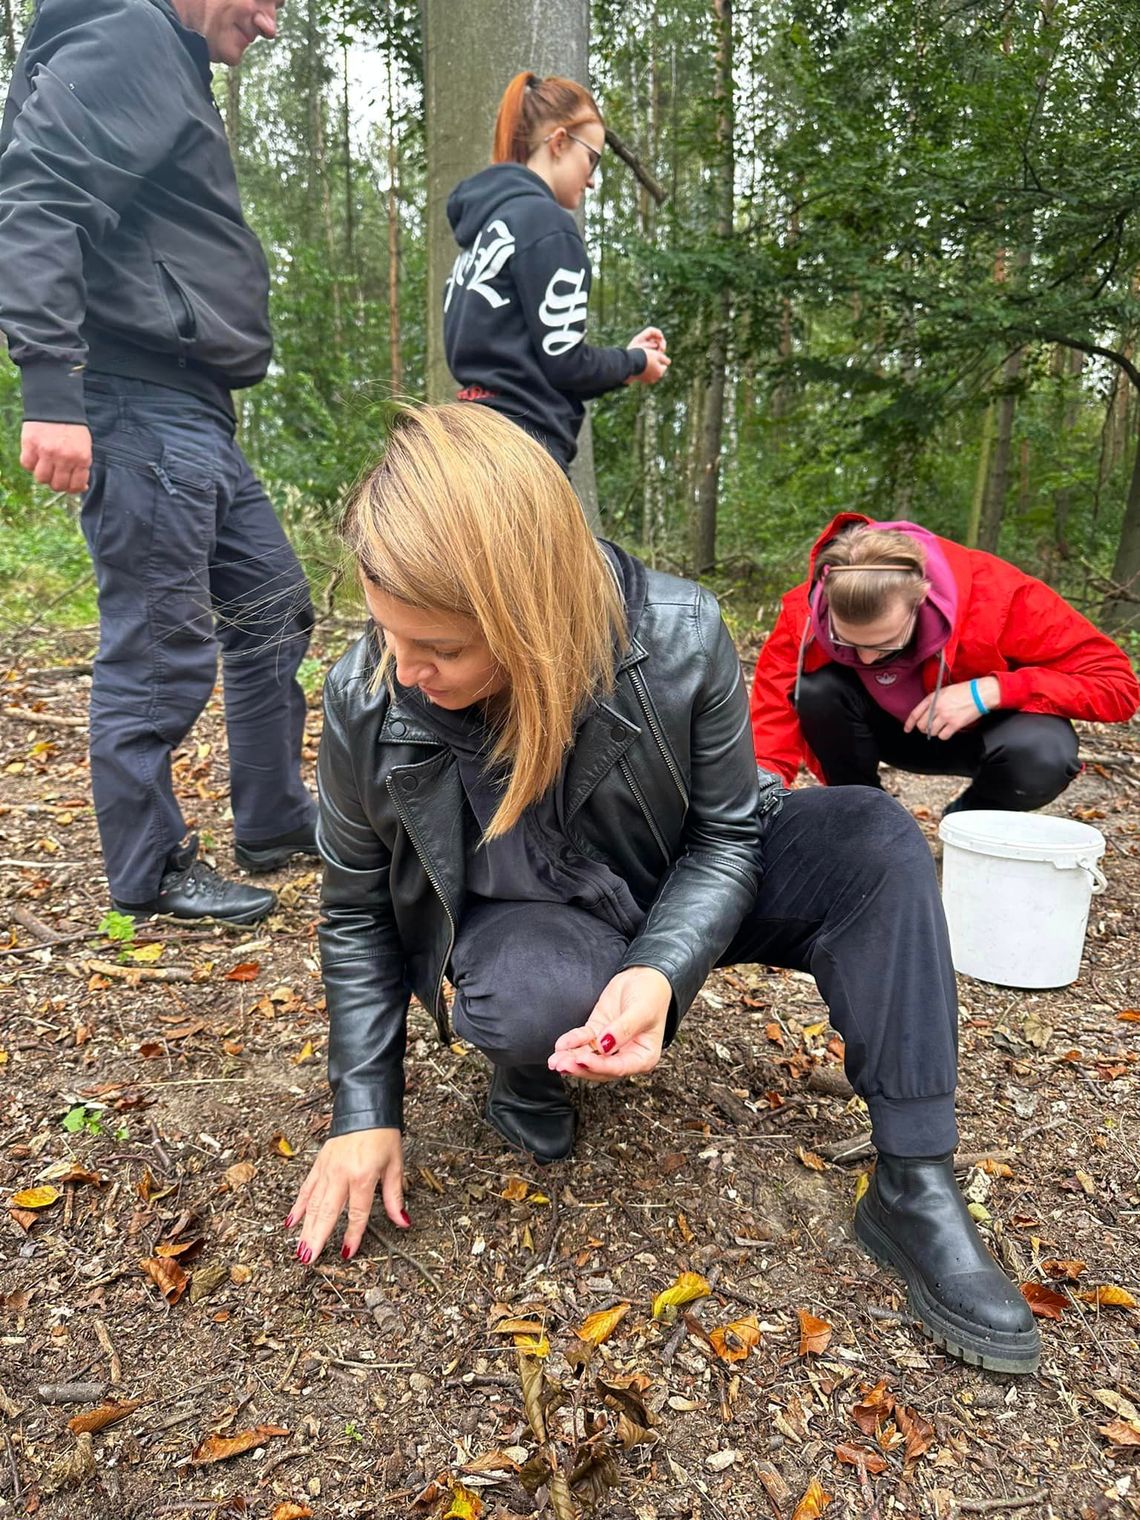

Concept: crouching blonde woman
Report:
left=287, top=404, right=1040, bottom=1376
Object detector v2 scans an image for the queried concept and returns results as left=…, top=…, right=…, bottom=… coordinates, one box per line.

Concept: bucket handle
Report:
left=1055, top=855, right=1108, bottom=894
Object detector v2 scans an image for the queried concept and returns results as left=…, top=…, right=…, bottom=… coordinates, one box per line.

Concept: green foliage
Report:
left=98, top=911, right=137, bottom=947
left=62, top=1103, right=128, bottom=1141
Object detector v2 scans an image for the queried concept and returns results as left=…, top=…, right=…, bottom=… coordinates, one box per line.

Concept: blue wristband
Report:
left=969, top=678, right=989, bottom=716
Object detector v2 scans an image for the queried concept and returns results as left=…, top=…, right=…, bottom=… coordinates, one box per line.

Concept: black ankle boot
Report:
left=113, top=838, right=276, bottom=926
left=854, top=1153, right=1040, bottom=1374
left=234, top=818, right=320, bottom=874
left=485, top=1065, right=577, bottom=1165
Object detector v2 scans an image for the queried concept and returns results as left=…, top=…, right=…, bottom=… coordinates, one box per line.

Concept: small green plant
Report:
left=62, top=1104, right=128, bottom=1141
left=98, top=910, right=136, bottom=947
left=343, top=1421, right=364, bottom=1445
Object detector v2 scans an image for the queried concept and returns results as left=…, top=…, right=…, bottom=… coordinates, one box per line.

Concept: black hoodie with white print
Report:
left=443, top=163, right=646, bottom=469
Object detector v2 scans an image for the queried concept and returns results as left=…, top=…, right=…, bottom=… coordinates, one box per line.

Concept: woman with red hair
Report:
left=443, top=72, right=669, bottom=471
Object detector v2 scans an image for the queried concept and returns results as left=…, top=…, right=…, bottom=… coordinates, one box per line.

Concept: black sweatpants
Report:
left=449, top=787, right=959, bottom=1157
left=795, top=664, right=1079, bottom=811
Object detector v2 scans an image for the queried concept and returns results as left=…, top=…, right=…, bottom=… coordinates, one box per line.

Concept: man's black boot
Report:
left=114, top=839, right=276, bottom=926
left=234, top=818, right=320, bottom=874
left=485, top=1065, right=577, bottom=1165
left=854, top=1152, right=1040, bottom=1374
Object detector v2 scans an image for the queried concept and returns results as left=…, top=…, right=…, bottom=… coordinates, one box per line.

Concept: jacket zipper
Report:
left=156, top=260, right=198, bottom=362
left=619, top=756, right=671, bottom=867
left=388, top=777, right=456, bottom=1031
left=628, top=665, right=687, bottom=802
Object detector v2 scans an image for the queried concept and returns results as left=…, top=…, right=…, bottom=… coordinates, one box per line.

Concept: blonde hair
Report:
left=341, top=405, right=627, bottom=839
left=813, top=526, right=929, bottom=624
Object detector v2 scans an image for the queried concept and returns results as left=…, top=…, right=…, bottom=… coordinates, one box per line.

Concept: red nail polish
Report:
left=599, top=1032, right=616, bottom=1054
left=299, top=1245, right=311, bottom=1265
left=340, top=1244, right=352, bottom=1261
left=284, top=1213, right=295, bottom=1229
left=399, top=1210, right=410, bottom=1228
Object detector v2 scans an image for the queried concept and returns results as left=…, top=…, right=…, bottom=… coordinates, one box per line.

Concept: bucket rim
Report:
left=937, top=808, right=1106, bottom=865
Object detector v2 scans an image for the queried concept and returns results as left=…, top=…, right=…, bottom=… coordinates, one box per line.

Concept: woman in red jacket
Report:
left=751, top=514, right=1139, bottom=810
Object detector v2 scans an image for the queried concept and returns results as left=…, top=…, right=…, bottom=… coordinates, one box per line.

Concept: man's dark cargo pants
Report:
left=80, top=375, right=315, bottom=905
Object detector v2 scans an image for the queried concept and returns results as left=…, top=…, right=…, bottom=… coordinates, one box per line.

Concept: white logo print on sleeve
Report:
left=538, top=267, right=589, bottom=355
left=444, top=219, right=516, bottom=311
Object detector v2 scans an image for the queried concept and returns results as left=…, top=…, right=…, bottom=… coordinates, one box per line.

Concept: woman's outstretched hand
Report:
left=286, top=1127, right=406, bottom=1264
left=548, top=965, right=672, bottom=1082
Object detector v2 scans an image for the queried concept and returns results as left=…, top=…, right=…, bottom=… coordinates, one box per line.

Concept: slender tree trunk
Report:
left=691, top=0, right=733, bottom=574
left=1049, top=345, right=1083, bottom=566
left=341, top=43, right=355, bottom=269
left=1102, top=412, right=1140, bottom=632
left=386, top=8, right=402, bottom=394
left=1, top=0, right=16, bottom=70
left=225, top=63, right=241, bottom=156
left=966, top=402, right=995, bottom=548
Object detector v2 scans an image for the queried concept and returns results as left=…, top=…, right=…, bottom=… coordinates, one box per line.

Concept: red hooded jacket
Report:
left=751, top=513, right=1140, bottom=785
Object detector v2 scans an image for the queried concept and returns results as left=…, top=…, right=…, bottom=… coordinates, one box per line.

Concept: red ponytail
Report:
left=491, top=71, right=602, bottom=165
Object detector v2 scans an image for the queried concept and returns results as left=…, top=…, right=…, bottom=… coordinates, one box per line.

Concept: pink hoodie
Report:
left=808, top=521, right=959, bottom=724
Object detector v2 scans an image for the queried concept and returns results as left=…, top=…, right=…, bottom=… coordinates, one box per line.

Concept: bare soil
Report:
left=2, top=628, right=1139, bottom=1520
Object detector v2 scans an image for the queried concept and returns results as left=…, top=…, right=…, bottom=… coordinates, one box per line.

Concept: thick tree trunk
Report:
left=1102, top=416, right=1140, bottom=633
left=422, top=0, right=598, bottom=520
left=691, top=0, right=733, bottom=575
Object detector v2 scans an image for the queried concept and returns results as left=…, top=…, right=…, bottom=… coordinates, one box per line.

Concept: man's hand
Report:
left=905, top=677, right=1001, bottom=739
left=286, top=1127, right=407, bottom=1265
left=548, top=965, right=672, bottom=1082
left=626, top=326, right=671, bottom=385
left=20, top=422, right=92, bottom=494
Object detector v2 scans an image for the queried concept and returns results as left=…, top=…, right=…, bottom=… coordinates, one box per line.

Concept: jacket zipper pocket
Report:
left=156, top=260, right=198, bottom=360
left=388, top=777, right=456, bottom=1035
left=619, top=756, right=671, bottom=867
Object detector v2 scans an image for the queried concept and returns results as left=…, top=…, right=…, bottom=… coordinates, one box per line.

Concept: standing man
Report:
left=0, top=0, right=318, bottom=924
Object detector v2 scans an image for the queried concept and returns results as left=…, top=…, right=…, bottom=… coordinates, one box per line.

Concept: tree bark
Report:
left=422, top=0, right=597, bottom=519
left=691, top=0, right=734, bottom=575
left=2, top=0, right=18, bottom=71
left=225, top=62, right=240, bottom=156
left=1102, top=417, right=1140, bottom=633
left=386, top=5, right=403, bottom=394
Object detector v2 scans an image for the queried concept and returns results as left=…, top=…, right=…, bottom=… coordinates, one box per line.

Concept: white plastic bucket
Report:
left=937, top=810, right=1107, bottom=988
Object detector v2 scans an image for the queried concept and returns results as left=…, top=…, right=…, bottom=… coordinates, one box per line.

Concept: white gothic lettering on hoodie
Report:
left=538, top=267, right=589, bottom=354
left=444, top=219, right=516, bottom=312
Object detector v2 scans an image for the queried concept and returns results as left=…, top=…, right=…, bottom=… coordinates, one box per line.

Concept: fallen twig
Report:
left=82, top=958, right=194, bottom=984
left=3, top=705, right=86, bottom=730
left=954, top=1490, right=1050, bottom=1516
left=364, top=1220, right=444, bottom=1294
left=36, top=1382, right=106, bottom=1405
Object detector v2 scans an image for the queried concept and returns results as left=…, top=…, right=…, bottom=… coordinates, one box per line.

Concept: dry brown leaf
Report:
left=765, top=1021, right=785, bottom=1045
left=271, top=1506, right=314, bottom=1520
left=67, top=1400, right=140, bottom=1435
left=164, top=1019, right=206, bottom=1040
left=1078, top=1284, right=1137, bottom=1309
left=576, top=1302, right=631, bottom=1347
left=651, top=1270, right=710, bottom=1319
left=796, top=1146, right=827, bottom=1172
left=501, top=1176, right=529, bottom=1202
left=708, top=1314, right=760, bottom=1363
left=462, top=1450, right=519, bottom=1474
left=10, top=1185, right=60, bottom=1209
left=1099, top=1421, right=1140, bottom=1447
left=39, top=1162, right=102, bottom=1186
left=139, top=1255, right=189, bottom=1305
left=1021, top=1282, right=1068, bottom=1319
left=224, top=1161, right=257, bottom=1189
left=797, top=1309, right=832, bottom=1356
left=1040, top=1258, right=1086, bottom=1281
left=492, top=1317, right=545, bottom=1335
left=896, top=1404, right=935, bottom=1463
left=191, top=1425, right=289, bottom=1463
left=852, top=1380, right=895, bottom=1436
left=835, top=1442, right=887, bottom=1475
left=154, top=1239, right=200, bottom=1259
left=1118, top=1009, right=1140, bottom=1022
left=224, top=961, right=261, bottom=982
left=791, top=1476, right=832, bottom=1520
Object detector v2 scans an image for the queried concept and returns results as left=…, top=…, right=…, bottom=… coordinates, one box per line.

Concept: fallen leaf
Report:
left=706, top=1449, right=739, bottom=1472
left=273, top=1134, right=296, bottom=1158
left=9, top=1186, right=60, bottom=1210
left=676, top=1211, right=694, bottom=1243
left=462, top=1450, right=519, bottom=1474
left=835, top=1442, right=887, bottom=1475
left=1021, top=1283, right=1067, bottom=1319
left=491, top=1317, right=545, bottom=1335
left=38, top=1163, right=102, bottom=1186
left=139, top=1256, right=189, bottom=1305
left=67, top=1400, right=141, bottom=1435
left=192, top=1425, right=289, bottom=1463
left=513, top=1334, right=549, bottom=1358
left=791, top=1476, right=832, bottom=1520
left=154, top=1239, right=200, bottom=1259
left=1078, top=1284, right=1137, bottom=1309
left=1099, top=1421, right=1140, bottom=1447
left=852, top=1380, right=895, bottom=1436
left=442, top=1484, right=483, bottom=1519
left=853, top=1172, right=870, bottom=1205
left=190, top=1264, right=229, bottom=1304
left=292, top=1039, right=315, bottom=1064
left=224, top=961, right=261, bottom=982
left=501, top=1176, right=529, bottom=1202
left=797, top=1309, right=832, bottom=1356
left=271, top=1506, right=314, bottom=1520
left=1040, top=1258, right=1086, bottom=1281
left=1118, top=1009, right=1140, bottom=1023
left=576, top=1303, right=631, bottom=1347
left=1094, top=1391, right=1140, bottom=1423
left=164, top=1019, right=206, bottom=1041
left=126, top=941, right=164, bottom=964
left=709, top=1314, right=760, bottom=1362
left=765, top=1021, right=785, bottom=1045
left=896, top=1403, right=935, bottom=1462
left=652, top=1271, right=711, bottom=1319
left=224, top=1161, right=257, bottom=1189
left=796, top=1146, right=827, bottom=1172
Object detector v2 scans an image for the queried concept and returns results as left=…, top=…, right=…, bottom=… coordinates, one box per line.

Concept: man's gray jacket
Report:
left=0, top=0, right=272, bottom=424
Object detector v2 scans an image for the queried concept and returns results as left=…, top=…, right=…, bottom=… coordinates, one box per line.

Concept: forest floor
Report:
left=2, top=622, right=1139, bottom=1520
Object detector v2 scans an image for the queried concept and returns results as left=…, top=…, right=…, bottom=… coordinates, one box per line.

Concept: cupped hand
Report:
left=548, top=965, right=672, bottom=1082
left=20, top=421, right=92, bottom=494
left=628, top=325, right=666, bottom=352
left=905, top=677, right=1000, bottom=740
left=627, top=343, right=671, bottom=384
left=286, top=1127, right=406, bottom=1265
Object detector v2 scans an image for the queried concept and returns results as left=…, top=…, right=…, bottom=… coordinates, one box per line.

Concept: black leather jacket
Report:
left=317, top=545, right=762, bottom=1136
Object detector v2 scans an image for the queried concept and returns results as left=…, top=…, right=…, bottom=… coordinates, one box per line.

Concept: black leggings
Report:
left=795, top=664, right=1080, bottom=810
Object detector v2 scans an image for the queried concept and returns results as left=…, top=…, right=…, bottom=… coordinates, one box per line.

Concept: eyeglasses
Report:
left=828, top=606, right=918, bottom=660
left=565, top=131, right=602, bottom=173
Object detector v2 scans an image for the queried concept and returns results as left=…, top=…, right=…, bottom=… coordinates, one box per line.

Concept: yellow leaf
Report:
left=10, top=1186, right=60, bottom=1210
left=273, top=1133, right=296, bottom=1158
left=291, top=1040, right=315, bottom=1064
left=126, top=941, right=164, bottom=963
left=803, top=1019, right=829, bottom=1038
left=513, top=1333, right=549, bottom=1358
left=501, top=1176, right=529, bottom=1202
left=443, top=1484, right=484, bottom=1520
left=1079, top=1284, right=1138, bottom=1309
left=853, top=1172, right=869, bottom=1205
left=528, top=1192, right=550, bottom=1205
left=576, top=1302, right=632, bottom=1346
left=709, top=1314, right=761, bottom=1363
left=0, top=1051, right=9, bottom=1066
left=652, top=1271, right=711, bottom=1319
left=792, top=1476, right=833, bottom=1520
